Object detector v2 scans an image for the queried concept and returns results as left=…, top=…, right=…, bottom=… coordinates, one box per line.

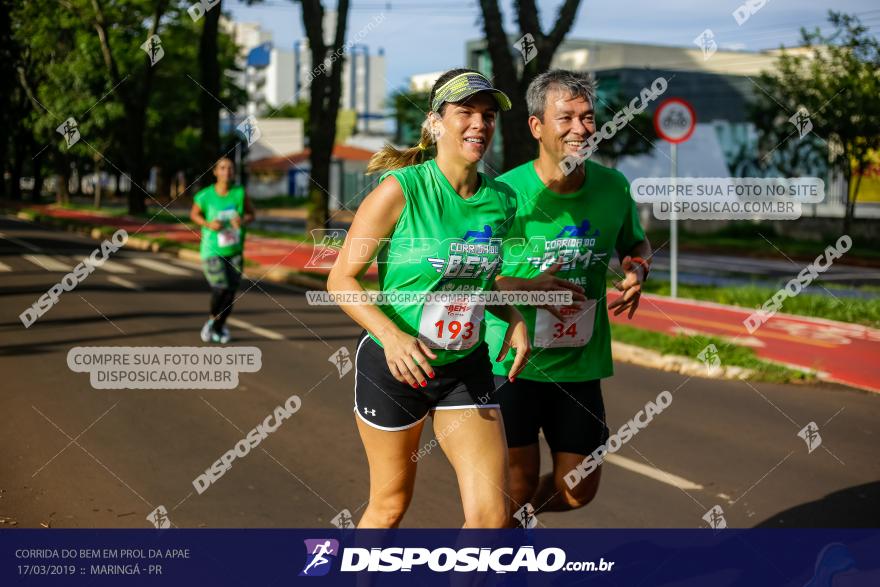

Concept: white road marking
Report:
left=226, top=318, right=285, bottom=341
left=606, top=454, right=704, bottom=491
left=672, top=326, right=766, bottom=348
left=23, top=254, right=69, bottom=272
left=171, top=259, right=202, bottom=270
left=130, top=258, right=192, bottom=276
left=0, top=260, right=11, bottom=272
left=0, top=232, right=42, bottom=252
left=107, top=276, right=142, bottom=291
left=92, top=259, right=135, bottom=274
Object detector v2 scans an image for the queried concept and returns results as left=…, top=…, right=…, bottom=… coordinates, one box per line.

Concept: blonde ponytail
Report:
left=366, top=118, right=435, bottom=175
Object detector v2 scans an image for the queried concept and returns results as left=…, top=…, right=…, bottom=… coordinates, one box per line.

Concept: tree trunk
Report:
left=301, top=0, right=350, bottom=231
left=478, top=0, right=582, bottom=171
left=9, top=143, right=23, bottom=201
left=498, top=97, right=536, bottom=172
left=157, top=166, right=172, bottom=202
left=198, top=0, right=222, bottom=186
left=842, top=163, right=853, bottom=236
left=55, top=156, right=70, bottom=205
left=845, top=164, right=863, bottom=236
left=31, top=147, right=45, bottom=202
left=89, top=0, right=166, bottom=215
left=93, top=158, right=103, bottom=208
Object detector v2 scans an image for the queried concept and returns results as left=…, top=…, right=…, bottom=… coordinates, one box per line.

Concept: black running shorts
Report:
left=493, top=376, right=609, bottom=455
left=354, top=332, right=499, bottom=431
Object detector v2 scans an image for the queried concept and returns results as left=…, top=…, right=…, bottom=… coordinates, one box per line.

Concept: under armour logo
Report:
left=363, top=407, right=376, bottom=417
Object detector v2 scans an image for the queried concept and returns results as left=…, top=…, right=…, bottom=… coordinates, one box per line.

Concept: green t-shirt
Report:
left=194, top=184, right=247, bottom=259
left=484, top=160, right=646, bottom=382
left=372, top=159, right=517, bottom=366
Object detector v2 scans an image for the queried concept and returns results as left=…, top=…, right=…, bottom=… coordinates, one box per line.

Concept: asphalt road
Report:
left=1, top=216, right=878, bottom=529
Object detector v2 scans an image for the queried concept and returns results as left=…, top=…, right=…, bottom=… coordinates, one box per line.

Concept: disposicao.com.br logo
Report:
left=299, top=540, right=614, bottom=575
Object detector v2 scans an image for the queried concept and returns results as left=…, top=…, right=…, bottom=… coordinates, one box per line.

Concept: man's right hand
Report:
left=207, top=220, right=222, bottom=231
left=498, top=261, right=586, bottom=320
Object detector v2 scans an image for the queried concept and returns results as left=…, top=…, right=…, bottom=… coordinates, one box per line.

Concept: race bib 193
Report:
left=418, top=298, right=483, bottom=350
left=533, top=302, right=596, bottom=348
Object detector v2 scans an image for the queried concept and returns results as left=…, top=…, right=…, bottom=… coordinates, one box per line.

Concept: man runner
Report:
left=486, top=69, right=652, bottom=522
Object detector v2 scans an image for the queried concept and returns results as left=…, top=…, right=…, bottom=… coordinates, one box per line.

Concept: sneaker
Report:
left=222, top=325, right=231, bottom=343
left=211, top=328, right=231, bottom=344
left=200, top=319, right=214, bottom=343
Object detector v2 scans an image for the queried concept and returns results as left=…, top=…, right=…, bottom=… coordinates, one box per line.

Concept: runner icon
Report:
left=302, top=540, right=335, bottom=575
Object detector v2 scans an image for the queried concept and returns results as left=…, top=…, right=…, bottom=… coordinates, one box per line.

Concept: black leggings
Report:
left=202, top=254, right=243, bottom=333
left=210, top=288, right=237, bottom=332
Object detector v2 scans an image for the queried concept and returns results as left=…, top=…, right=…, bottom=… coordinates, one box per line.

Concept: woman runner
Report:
left=190, top=157, right=255, bottom=344
left=328, top=69, right=529, bottom=528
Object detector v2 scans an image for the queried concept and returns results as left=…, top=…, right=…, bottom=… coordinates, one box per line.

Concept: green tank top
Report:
left=484, top=160, right=646, bottom=382
left=371, top=159, right=517, bottom=365
left=194, top=184, right=246, bottom=259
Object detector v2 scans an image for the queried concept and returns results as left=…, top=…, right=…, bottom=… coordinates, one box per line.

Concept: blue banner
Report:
left=2, top=529, right=878, bottom=586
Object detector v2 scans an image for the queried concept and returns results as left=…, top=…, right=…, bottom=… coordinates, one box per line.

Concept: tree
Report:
left=477, top=0, right=582, bottom=171
left=592, top=89, right=654, bottom=168
left=83, top=0, right=171, bottom=214
left=270, top=101, right=311, bottom=128
left=0, top=0, right=15, bottom=198
left=198, top=0, right=222, bottom=184
left=391, top=89, right=430, bottom=146
left=300, top=0, right=350, bottom=231
left=10, top=0, right=244, bottom=209
left=749, top=11, right=880, bottom=233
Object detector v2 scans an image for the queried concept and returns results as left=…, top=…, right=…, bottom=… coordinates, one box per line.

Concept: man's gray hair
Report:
left=526, top=70, right=597, bottom=120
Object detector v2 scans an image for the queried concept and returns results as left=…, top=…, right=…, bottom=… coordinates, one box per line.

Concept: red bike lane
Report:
left=608, top=290, right=880, bottom=393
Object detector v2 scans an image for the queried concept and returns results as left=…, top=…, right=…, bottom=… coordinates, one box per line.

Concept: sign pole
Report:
left=670, top=142, right=678, bottom=299
left=653, top=97, right=695, bottom=301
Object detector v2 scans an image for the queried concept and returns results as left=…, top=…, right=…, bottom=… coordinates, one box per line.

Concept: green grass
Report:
left=636, top=280, right=880, bottom=328
left=646, top=221, right=880, bottom=262
left=610, top=323, right=815, bottom=384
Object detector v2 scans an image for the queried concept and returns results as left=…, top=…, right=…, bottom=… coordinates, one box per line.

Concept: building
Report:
left=243, top=36, right=387, bottom=134
left=409, top=71, right=444, bottom=93
left=247, top=144, right=378, bottom=210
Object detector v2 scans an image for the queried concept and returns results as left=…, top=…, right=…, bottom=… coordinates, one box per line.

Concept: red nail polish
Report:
left=420, top=381, right=427, bottom=387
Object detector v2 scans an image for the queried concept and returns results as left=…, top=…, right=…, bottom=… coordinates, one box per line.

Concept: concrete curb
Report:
left=611, top=341, right=754, bottom=380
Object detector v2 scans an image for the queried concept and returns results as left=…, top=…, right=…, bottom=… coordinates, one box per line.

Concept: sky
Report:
left=227, top=0, right=880, bottom=92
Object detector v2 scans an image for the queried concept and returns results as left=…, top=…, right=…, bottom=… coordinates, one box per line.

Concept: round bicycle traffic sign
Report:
left=654, top=98, right=696, bottom=143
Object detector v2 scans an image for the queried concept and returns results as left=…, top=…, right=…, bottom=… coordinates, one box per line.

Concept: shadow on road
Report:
left=754, top=481, right=880, bottom=527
